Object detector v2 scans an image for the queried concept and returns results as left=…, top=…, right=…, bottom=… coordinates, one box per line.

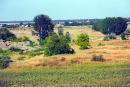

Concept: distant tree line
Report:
left=92, top=17, right=128, bottom=35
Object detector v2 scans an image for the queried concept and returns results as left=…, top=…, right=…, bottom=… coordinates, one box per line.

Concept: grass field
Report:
left=1, top=26, right=130, bottom=87
left=1, top=62, right=130, bottom=87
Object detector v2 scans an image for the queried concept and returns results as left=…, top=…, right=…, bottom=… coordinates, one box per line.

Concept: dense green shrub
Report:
left=0, top=55, right=11, bottom=69
left=91, top=54, right=105, bottom=62
left=93, top=17, right=128, bottom=35
left=121, top=33, right=128, bottom=40
left=76, top=33, right=90, bottom=49
left=0, top=28, right=16, bottom=40
left=43, top=34, right=74, bottom=56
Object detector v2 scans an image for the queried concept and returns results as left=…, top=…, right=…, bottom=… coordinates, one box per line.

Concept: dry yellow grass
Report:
left=10, top=27, right=39, bottom=42
left=8, top=26, right=130, bottom=68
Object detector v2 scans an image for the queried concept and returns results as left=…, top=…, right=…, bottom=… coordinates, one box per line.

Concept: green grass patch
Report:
left=1, top=62, right=130, bottom=87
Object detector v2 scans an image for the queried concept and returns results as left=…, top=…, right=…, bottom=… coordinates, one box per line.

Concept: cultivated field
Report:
left=1, top=26, right=130, bottom=87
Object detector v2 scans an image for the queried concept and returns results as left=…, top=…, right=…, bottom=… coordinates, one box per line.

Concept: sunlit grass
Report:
left=1, top=62, right=130, bottom=87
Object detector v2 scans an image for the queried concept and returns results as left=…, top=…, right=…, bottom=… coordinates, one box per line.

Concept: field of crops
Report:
left=1, top=62, right=130, bottom=87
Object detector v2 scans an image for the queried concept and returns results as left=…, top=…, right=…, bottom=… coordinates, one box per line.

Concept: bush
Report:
left=121, top=33, right=128, bottom=40
left=91, top=54, right=105, bottom=62
left=103, top=33, right=116, bottom=41
left=0, top=28, right=16, bottom=40
left=0, top=55, right=11, bottom=69
left=76, top=33, right=90, bottom=49
left=58, top=25, right=64, bottom=36
left=9, top=47, right=23, bottom=52
left=109, top=33, right=116, bottom=39
left=65, top=32, right=71, bottom=43
left=43, top=34, right=74, bottom=56
left=103, top=36, right=110, bottom=41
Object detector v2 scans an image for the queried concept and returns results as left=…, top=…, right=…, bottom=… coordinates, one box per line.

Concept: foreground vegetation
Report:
left=1, top=62, right=130, bottom=87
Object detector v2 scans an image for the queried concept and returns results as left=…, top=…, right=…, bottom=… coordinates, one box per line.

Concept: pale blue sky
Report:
left=0, top=0, right=130, bottom=21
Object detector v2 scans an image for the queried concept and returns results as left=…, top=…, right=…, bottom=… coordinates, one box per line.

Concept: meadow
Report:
left=1, top=62, right=130, bottom=87
left=0, top=26, right=130, bottom=87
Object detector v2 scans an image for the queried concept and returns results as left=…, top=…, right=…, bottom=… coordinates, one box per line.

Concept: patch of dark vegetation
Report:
left=93, top=17, right=128, bottom=35
left=0, top=55, right=11, bottom=69
left=91, top=54, right=105, bottom=62
left=43, top=33, right=74, bottom=56
left=0, top=28, right=16, bottom=41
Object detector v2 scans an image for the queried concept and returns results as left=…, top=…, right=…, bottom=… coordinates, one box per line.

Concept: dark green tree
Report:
left=34, top=14, right=54, bottom=41
left=43, top=34, right=74, bottom=56
left=93, top=17, right=128, bottom=35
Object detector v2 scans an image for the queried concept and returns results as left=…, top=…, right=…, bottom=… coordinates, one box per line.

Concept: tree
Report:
left=93, top=17, right=128, bottom=35
left=76, top=33, right=90, bottom=49
left=43, top=34, right=74, bottom=56
left=34, top=14, right=54, bottom=41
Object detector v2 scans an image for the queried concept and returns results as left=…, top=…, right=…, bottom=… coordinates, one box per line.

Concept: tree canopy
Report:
left=93, top=17, right=128, bottom=35
left=34, top=14, right=54, bottom=41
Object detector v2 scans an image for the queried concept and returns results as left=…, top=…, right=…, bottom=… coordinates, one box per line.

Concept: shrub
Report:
left=91, top=54, right=105, bottom=62
left=0, top=28, right=16, bottom=40
left=44, top=34, right=74, bottom=56
left=76, top=33, right=90, bottom=49
left=65, top=32, right=71, bottom=43
left=121, top=33, right=128, bottom=40
left=58, top=25, right=64, bottom=36
left=0, top=55, right=11, bottom=69
left=9, top=47, right=23, bottom=52
left=103, top=33, right=116, bottom=41
left=109, top=33, right=116, bottom=39
left=103, top=36, right=110, bottom=41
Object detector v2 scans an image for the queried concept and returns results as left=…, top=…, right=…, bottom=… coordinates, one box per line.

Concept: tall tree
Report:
left=34, top=14, right=54, bottom=41
left=93, top=17, right=128, bottom=35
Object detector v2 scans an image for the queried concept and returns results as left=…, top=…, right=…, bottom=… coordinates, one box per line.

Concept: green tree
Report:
left=43, top=34, right=74, bottom=56
left=76, top=33, right=90, bottom=49
left=93, top=17, right=128, bottom=35
left=34, top=14, right=54, bottom=41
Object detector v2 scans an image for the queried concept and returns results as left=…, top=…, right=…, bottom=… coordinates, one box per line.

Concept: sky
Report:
left=0, top=0, right=130, bottom=21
